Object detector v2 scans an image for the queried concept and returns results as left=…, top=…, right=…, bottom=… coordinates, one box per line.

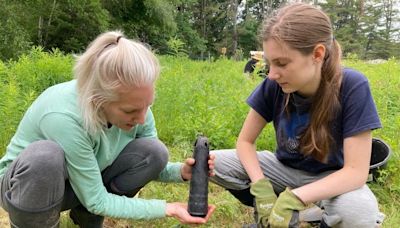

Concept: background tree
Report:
left=0, top=0, right=399, bottom=60
left=102, top=0, right=178, bottom=53
left=174, top=0, right=207, bottom=57
left=237, top=15, right=260, bottom=57
left=45, top=0, right=109, bottom=53
left=321, top=0, right=365, bottom=57
left=0, top=1, right=32, bottom=60
left=247, top=0, right=286, bottom=21
left=190, top=0, right=232, bottom=59
left=379, top=0, right=400, bottom=58
left=235, top=0, right=285, bottom=59
left=0, top=0, right=109, bottom=59
left=321, top=0, right=400, bottom=59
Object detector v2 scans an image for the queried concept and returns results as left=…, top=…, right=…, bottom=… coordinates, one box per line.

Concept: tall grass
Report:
left=0, top=47, right=73, bottom=154
left=153, top=56, right=276, bottom=151
left=0, top=51, right=398, bottom=227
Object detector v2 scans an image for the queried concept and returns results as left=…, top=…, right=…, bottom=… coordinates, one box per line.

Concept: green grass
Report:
left=0, top=52, right=399, bottom=227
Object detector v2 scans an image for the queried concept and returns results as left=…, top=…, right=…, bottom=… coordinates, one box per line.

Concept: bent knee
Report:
left=323, top=186, right=380, bottom=228
left=209, top=150, right=250, bottom=190
left=21, top=140, right=65, bottom=172
left=134, top=138, right=169, bottom=167
left=211, top=150, right=237, bottom=169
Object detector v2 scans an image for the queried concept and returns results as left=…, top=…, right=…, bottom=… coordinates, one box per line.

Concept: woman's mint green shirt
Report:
left=0, top=80, right=183, bottom=219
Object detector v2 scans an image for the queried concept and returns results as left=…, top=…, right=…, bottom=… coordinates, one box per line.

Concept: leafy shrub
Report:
left=166, top=37, right=188, bottom=57
left=7, top=46, right=74, bottom=93
left=0, top=48, right=73, bottom=155
left=0, top=18, right=32, bottom=61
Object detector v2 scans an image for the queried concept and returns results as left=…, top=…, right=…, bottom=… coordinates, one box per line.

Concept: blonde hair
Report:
left=74, top=31, right=160, bottom=135
left=262, top=3, right=342, bottom=162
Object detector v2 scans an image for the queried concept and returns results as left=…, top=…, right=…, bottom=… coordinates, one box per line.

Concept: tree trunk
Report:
left=38, top=16, right=43, bottom=46
left=231, top=0, right=240, bottom=55
left=200, top=0, right=206, bottom=60
left=43, top=0, right=57, bottom=48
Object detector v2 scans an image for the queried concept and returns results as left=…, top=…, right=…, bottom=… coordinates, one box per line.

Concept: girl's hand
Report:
left=268, top=188, right=307, bottom=227
left=181, top=154, right=215, bottom=180
left=166, top=202, right=216, bottom=224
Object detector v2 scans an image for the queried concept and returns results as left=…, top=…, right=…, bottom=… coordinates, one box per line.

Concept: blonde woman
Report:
left=0, top=31, right=215, bottom=227
left=211, top=3, right=382, bottom=228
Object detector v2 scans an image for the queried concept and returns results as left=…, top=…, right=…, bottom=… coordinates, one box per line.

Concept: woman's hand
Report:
left=180, top=154, right=215, bottom=180
left=166, top=202, right=216, bottom=224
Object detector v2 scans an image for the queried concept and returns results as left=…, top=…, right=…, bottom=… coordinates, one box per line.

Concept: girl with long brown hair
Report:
left=210, top=3, right=383, bottom=227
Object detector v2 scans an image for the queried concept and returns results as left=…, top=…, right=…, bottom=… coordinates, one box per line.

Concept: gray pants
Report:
left=209, top=150, right=382, bottom=228
left=0, top=138, right=168, bottom=228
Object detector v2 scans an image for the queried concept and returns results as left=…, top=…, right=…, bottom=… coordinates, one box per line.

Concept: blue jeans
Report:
left=0, top=138, right=168, bottom=228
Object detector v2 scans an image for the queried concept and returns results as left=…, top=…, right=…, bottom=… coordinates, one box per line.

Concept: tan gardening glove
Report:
left=250, top=178, right=277, bottom=227
left=268, top=187, right=307, bottom=228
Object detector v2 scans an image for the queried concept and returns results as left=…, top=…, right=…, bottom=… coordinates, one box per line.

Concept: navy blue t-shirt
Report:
left=247, top=68, right=381, bottom=173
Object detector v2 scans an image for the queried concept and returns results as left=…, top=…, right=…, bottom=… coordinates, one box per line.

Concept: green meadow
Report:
left=0, top=49, right=399, bottom=227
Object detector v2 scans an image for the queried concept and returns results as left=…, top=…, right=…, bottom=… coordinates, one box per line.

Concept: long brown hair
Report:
left=262, top=3, right=342, bottom=162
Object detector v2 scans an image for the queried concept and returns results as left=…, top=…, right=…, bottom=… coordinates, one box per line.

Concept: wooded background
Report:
left=1, top=0, right=399, bottom=61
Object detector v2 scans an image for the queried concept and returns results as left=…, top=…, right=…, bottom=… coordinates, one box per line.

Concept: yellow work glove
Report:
left=268, top=187, right=307, bottom=228
left=250, top=178, right=277, bottom=227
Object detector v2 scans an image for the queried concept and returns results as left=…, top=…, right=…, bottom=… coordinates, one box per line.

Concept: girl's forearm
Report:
left=236, top=141, right=265, bottom=183
left=292, top=167, right=368, bottom=204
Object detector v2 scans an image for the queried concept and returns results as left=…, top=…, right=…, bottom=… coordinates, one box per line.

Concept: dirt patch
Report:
left=0, top=207, right=131, bottom=227
left=0, top=207, right=10, bottom=227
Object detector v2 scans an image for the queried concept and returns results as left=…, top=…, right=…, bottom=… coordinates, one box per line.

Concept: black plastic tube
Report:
left=188, top=136, right=209, bottom=217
